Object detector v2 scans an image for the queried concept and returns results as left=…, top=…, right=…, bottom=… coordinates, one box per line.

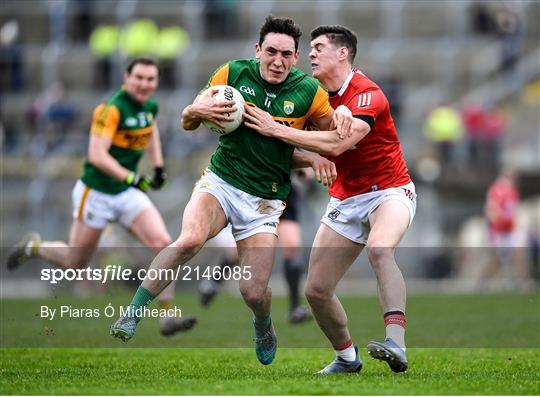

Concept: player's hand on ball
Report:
left=150, top=167, right=168, bottom=190
left=244, top=105, right=279, bottom=137
left=194, top=88, right=237, bottom=129
left=310, top=154, right=337, bottom=187
left=333, top=105, right=353, bottom=139
left=125, top=172, right=152, bottom=192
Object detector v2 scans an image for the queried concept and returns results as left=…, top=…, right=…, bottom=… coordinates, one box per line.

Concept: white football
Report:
left=201, top=85, right=245, bottom=135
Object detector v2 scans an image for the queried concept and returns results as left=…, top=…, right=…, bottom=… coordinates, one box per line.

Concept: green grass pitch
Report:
left=1, top=292, right=539, bottom=394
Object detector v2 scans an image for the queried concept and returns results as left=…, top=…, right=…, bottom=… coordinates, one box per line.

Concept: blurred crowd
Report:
left=469, top=1, right=524, bottom=75
left=422, top=101, right=507, bottom=174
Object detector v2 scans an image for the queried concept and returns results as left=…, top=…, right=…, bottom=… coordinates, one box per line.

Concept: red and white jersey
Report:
left=326, top=69, right=411, bottom=199
left=486, top=177, right=519, bottom=233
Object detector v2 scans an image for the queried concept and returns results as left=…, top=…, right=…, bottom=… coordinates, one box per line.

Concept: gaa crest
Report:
left=283, top=101, right=294, bottom=115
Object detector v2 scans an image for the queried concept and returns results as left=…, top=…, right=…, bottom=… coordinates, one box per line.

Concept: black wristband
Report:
left=154, top=166, right=165, bottom=178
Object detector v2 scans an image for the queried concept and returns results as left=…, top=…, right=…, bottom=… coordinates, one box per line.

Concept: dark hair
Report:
left=126, top=57, right=159, bottom=74
left=310, top=25, right=357, bottom=64
left=259, top=15, right=302, bottom=51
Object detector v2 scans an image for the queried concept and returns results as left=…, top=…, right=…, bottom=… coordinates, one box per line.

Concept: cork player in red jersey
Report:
left=244, top=25, right=416, bottom=374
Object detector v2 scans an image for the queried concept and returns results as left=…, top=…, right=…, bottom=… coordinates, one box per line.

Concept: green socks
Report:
left=128, top=286, right=156, bottom=319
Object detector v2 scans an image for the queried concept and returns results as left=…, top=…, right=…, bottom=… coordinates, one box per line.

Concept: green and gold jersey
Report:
left=81, top=88, right=158, bottom=194
left=205, top=59, right=332, bottom=200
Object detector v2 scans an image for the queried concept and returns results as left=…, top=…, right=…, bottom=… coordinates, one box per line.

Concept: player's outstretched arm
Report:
left=181, top=89, right=236, bottom=131
left=145, top=123, right=164, bottom=168
left=244, top=105, right=370, bottom=157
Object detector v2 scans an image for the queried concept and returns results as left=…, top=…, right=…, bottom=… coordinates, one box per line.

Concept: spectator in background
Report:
left=423, top=105, right=464, bottom=166
left=155, top=26, right=190, bottom=89
left=482, top=172, right=532, bottom=291
left=528, top=211, right=540, bottom=282
left=0, top=120, right=4, bottom=151
left=72, top=0, right=94, bottom=42
left=89, top=25, right=120, bottom=88
left=462, top=102, right=506, bottom=173
left=461, top=102, right=485, bottom=164
left=479, top=106, right=505, bottom=173
left=90, top=22, right=190, bottom=90
left=48, top=0, right=68, bottom=46
left=379, top=73, right=403, bottom=129
left=203, top=0, right=240, bottom=40
left=45, top=82, right=77, bottom=152
left=469, top=1, right=495, bottom=35
left=468, top=2, right=524, bottom=75
left=494, top=2, right=523, bottom=74
left=486, top=173, right=519, bottom=250
left=0, top=19, right=24, bottom=92
left=29, top=82, right=77, bottom=153
left=119, top=19, right=159, bottom=57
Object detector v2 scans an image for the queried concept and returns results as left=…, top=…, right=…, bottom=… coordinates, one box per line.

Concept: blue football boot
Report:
left=367, top=338, right=408, bottom=373
left=110, top=312, right=140, bottom=342
left=253, top=317, right=277, bottom=365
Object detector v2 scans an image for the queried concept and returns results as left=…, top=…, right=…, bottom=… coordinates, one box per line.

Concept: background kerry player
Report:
left=110, top=16, right=351, bottom=366
left=7, top=57, right=197, bottom=337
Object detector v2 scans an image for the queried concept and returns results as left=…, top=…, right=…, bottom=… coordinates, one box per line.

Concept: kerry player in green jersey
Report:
left=8, top=58, right=196, bottom=337
left=111, top=17, right=352, bottom=365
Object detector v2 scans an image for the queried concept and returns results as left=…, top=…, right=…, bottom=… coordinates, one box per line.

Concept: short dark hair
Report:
left=126, top=57, right=158, bottom=74
left=259, top=15, right=302, bottom=51
left=310, top=25, right=357, bottom=64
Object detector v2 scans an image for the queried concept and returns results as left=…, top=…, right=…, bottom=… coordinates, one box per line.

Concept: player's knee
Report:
left=171, top=233, right=205, bottom=255
left=240, top=285, right=266, bottom=308
left=368, top=246, right=395, bottom=268
left=149, top=234, right=172, bottom=250
left=305, top=283, right=331, bottom=306
left=66, top=250, right=92, bottom=269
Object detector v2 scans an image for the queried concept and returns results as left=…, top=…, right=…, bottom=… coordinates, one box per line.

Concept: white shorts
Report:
left=321, top=182, right=417, bottom=245
left=72, top=179, right=152, bottom=229
left=192, top=169, right=285, bottom=241
left=489, top=228, right=524, bottom=247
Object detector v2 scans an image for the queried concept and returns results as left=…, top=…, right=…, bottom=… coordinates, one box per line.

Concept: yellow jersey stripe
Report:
left=91, top=104, right=120, bottom=139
